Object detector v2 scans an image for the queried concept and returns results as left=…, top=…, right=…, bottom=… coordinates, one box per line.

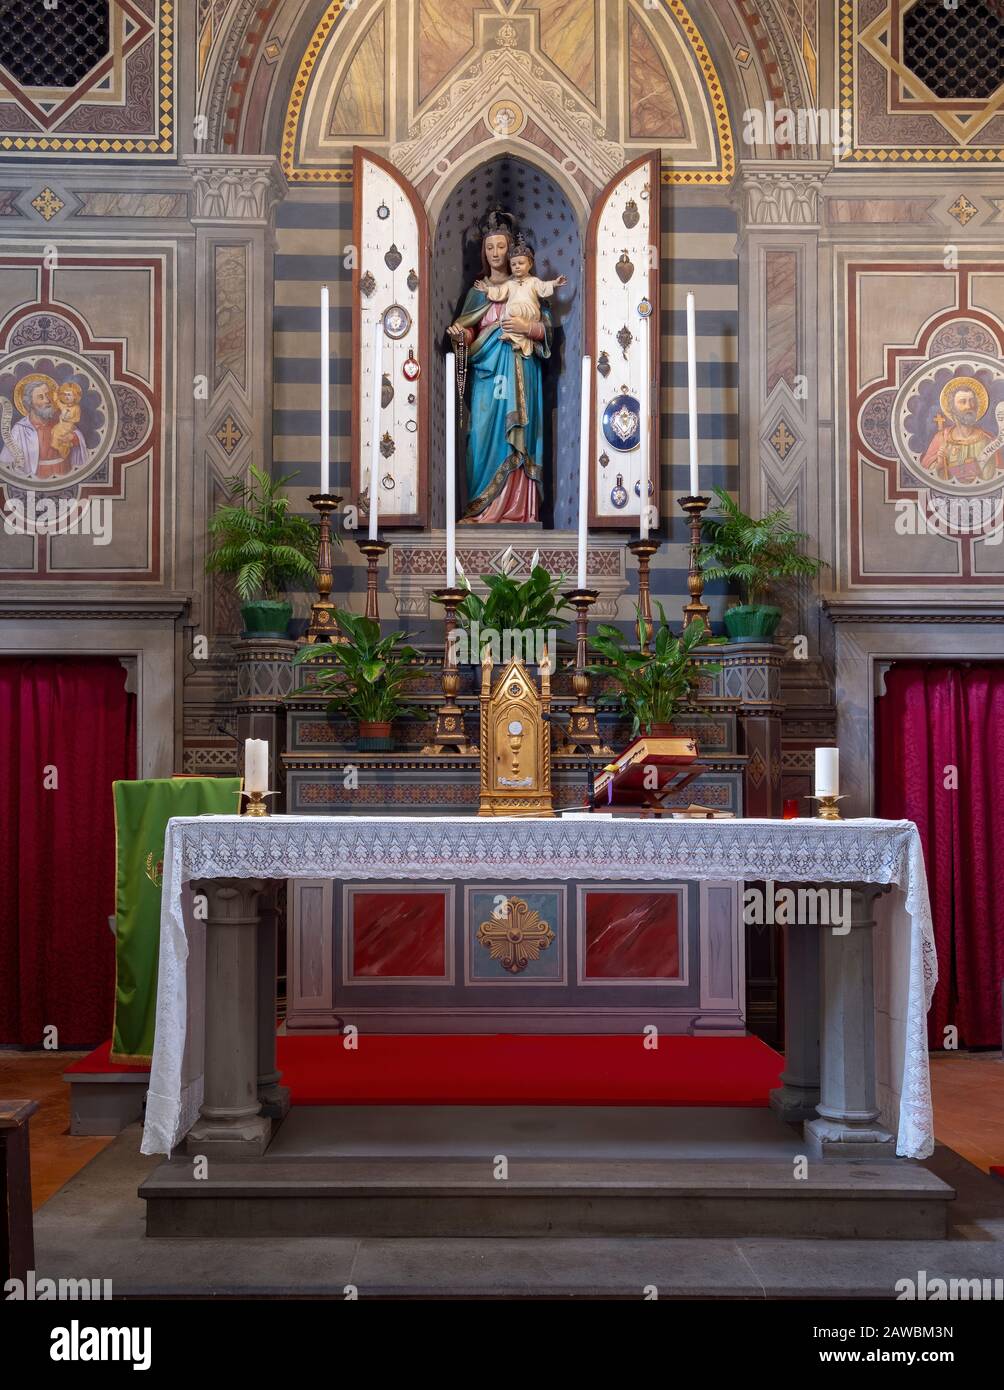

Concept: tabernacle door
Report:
left=585, top=150, right=661, bottom=530
left=351, top=146, right=430, bottom=528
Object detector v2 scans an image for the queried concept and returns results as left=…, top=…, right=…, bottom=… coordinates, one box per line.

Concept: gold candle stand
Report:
left=357, top=537, right=389, bottom=622
left=809, top=794, right=845, bottom=821
left=241, top=788, right=277, bottom=817
left=678, top=494, right=711, bottom=633
left=421, top=585, right=477, bottom=755
left=306, top=493, right=345, bottom=643
left=564, top=588, right=611, bottom=754
left=627, top=538, right=660, bottom=653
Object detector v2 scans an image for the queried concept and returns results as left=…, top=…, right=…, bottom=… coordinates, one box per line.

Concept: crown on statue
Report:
left=478, top=203, right=520, bottom=242
left=511, top=239, right=534, bottom=262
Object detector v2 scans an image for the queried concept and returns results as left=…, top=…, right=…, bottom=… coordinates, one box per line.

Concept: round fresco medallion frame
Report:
left=0, top=344, right=118, bottom=494
left=892, top=351, right=1004, bottom=501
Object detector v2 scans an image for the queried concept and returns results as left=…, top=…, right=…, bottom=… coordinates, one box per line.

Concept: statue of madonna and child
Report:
left=447, top=207, right=568, bottom=524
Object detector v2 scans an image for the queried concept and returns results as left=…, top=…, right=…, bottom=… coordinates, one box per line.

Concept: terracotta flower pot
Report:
left=357, top=720, right=393, bottom=752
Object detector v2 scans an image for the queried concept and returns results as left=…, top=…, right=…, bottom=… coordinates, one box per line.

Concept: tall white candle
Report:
left=244, top=738, right=269, bottom=795
left=445, top=351, right=457, bottom=587
left=368, top=321, right=382, bottom=540
left=320, top=285, right=330, bottom=495
left=577, top=356, right=591, bottom=589
left=638, top=320, right=649, bottom=540
left=686, top=291, right=699, bottom=497
left=815, top=747, right=839, bottom=798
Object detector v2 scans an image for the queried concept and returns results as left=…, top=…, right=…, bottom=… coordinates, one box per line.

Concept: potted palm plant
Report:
left=293, top=609, right=420, bottom=750
left=698, top=486, right=826, bottom=643
left=587, top=608, right=723, bottom=738
left=205, top=465, right=322, bottom=638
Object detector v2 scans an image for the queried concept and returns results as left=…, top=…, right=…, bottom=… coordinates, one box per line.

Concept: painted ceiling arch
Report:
left=196, top=1, right=817, bottom=171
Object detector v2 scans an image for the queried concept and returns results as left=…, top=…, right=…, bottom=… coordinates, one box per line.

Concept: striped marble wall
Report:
left=271, top=181, right=738, bottom=626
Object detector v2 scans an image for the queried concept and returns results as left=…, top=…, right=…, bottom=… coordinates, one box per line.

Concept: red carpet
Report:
left=276, top=1034, right=783, bottom=1107
left=64, top=1039, right=151, bottom=1075
left=69, top=1034, right=783, bottom=1106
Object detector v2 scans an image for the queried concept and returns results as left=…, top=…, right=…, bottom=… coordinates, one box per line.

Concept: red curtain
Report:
left=0, top=658, right=136, bottom=1046
left=876, top=663, right=1004, bottom=1048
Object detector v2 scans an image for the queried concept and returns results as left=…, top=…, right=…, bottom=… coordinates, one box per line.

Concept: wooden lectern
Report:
left=592, top=735, right=706, bottom=817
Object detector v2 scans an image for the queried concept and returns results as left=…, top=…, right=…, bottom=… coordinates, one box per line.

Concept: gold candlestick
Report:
left=564, top=588, right=611, bottom=754
left=627, top=538, right=660, bottom=653
left=241, top=788, right=277, bottom=817
left=306, top=493, right=345, bottom=643
left=809, top=793, right=845, bottom=821
left=421, top=585, right=477, bottom=755
left=678, top=494, right=711, bottom=633
left=357, top=537, right=389, bottom=622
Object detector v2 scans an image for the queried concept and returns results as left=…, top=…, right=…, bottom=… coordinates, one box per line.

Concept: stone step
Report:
left=140, top=1156, right=954, bottom=1240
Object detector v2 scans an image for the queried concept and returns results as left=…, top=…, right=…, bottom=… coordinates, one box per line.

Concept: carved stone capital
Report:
left=185, top=155, right=287, bottom=225
left=731, top=161, right=830, bottom=229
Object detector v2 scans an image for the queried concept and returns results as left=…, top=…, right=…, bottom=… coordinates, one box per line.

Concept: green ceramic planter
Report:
left=240, top=600, right=293, bottom=640
left=723, top=603, right=782, bottom=644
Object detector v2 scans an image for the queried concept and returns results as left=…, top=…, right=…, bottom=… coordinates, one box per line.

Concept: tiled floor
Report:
left=929, top=1050, right=1004, bottom=1174
left=1, top=1047, right=1001, bottom=1214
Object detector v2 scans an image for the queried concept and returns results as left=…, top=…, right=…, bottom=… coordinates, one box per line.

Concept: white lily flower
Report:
left=498, top=545, right=518, bottom=576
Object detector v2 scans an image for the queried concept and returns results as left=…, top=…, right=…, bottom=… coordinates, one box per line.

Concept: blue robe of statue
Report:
left=454, top=288, right=552, bottom=520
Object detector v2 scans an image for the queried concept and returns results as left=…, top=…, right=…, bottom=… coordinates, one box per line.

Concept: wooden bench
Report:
left=1, top=1100, right=38, bottom=1285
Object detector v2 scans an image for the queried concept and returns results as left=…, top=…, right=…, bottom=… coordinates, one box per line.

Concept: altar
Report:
left=141, top=811, right=936, bottom=1152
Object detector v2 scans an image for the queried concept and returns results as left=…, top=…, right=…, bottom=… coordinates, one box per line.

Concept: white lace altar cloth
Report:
left=141, top=815, right=937, bottom=1159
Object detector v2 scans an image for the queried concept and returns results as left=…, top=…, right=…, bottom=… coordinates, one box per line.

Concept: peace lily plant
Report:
left=437, top=548, right=573, bottom=664
left=293, top=609, right=420, bottom=750
left=587, top=607, right=723, bottom=738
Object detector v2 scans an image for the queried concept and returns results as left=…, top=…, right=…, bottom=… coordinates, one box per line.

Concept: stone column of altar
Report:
left=186, top=878, right=271, bottom=1158
left=257, top=889, right=290, bottom=1120
left=804, top=884, right=897, bottom=1158
left=769, top=922, right=820, bottom=1122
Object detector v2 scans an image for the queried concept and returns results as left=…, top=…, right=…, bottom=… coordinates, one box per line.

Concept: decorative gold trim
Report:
left=837, top=0, right=1004, bottom=166
left=281, top=0, right=351, bottom=182
left=282, top=0, right=733, bottom=186
left=0, top=1, right=175, bottom=158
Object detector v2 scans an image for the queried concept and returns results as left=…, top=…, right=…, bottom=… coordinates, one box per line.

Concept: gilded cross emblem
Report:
left=477, top=897, right=554, bottom=974
left=770, top=420, right=796, bottom=460
left=31, top=187, right=64, bottom=222
left=216, top=415, right=243, bottom=455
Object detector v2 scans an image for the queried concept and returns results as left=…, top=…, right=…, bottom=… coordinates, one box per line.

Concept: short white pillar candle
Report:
left=244, top=738, right=269, bottom=794
left=814, top=747, right=839, bottom=798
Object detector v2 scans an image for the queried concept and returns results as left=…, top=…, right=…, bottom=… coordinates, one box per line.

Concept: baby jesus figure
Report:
left=51, top=381, right=83, bottom=459
left=475, top=241, right=566, bottom=357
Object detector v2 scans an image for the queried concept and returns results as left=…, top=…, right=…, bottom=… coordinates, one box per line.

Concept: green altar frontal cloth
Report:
left=111, top=776, right=242, bottom=1064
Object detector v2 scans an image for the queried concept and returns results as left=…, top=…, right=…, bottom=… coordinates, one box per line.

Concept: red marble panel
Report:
left=583, top=892, right=680, bottom=980
left=351, top=892, right=447, bottom=978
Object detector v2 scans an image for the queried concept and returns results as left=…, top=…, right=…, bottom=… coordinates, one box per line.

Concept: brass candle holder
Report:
left=678, top=494, right=711, bottom=633
left=627, top=538, right=660, bottom=653
left=357, top=537, right=390, bottom=622
left=564, top=588, right=611, bottom=754
left=809, top=793, right=845, bottom=821
left=421, top=584, right=477, bottom=755
left=306, top=493, right=345, bottom=643
left=241, top=788, right=278, bottom=817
